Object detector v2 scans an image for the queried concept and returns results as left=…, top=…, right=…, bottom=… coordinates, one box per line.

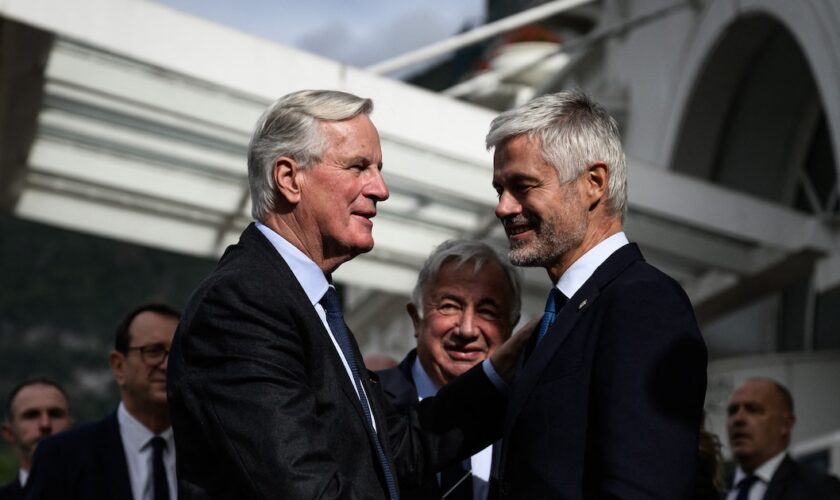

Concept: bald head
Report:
left=726, top=378, right=795, bottom=473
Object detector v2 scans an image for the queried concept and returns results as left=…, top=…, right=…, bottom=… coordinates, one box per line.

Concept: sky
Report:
left=150, top=0, right=486, bottom=68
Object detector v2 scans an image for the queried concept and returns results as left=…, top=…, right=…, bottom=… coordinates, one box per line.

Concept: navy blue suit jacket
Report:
left=729, top=454, right=840, bottom=500
left=25, top=411, right=132, bottom=500
left=494, top=243, right=708, bottom=499
left=0, top=477, right=24, bottom=500
left=379, top=349, right=496, bottom=500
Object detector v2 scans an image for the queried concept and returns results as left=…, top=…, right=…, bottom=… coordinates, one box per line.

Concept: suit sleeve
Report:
left=170, top=275, right=505, bottom=499
left=592, top=277, right=707, bottom=499
left=170, top=278, right=385, bottom=500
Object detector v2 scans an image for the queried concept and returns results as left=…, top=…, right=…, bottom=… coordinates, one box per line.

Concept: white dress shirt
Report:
left=256, top=222, right=376, bottom=429
left=117, top=402, right=177, bottom=500
left=412, top=358, right=493, bottom=500
left=555, top=232, right=629, bottom=298
left=726, top=451, right=787, bottom=500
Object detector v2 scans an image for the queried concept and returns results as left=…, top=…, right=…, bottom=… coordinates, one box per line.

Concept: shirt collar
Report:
left=18, top=469, right=28, bottom=487
left=256, top=221, right=329, bottom=305
left=117, top=401, right=173, bottom=451
left=411, top=356, right=440, bottom=400
left=733, top=450, right=787, bottom=485
left=556, top=232, right=629, bottom=297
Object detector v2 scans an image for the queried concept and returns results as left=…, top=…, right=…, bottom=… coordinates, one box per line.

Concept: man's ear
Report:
left=584, top=162, right=609, bottom=210
left=406, top=303, right=421, bottom=338
left=108, top=351, right=126, bottom=387
left=273, top=157, right=303, bottom=205
left=1, top=422, right=14, bottom=445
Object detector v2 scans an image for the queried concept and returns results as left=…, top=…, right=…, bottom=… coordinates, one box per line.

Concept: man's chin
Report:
left=509, top=246, right=546, bottom=267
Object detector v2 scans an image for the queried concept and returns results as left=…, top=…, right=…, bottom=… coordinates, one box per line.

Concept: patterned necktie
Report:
left=150, top=436, right=170, bottom=500
left=320, top=287, right=399, bottom=500
left=440, top=458, right=472, bottom=500
left=536, top=288, right=566, bottom=344
left=735, top=474, right=759, bottom=500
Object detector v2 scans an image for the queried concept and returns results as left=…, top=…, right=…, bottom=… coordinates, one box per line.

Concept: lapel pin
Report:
left=578, top=299, right=588, bottom=310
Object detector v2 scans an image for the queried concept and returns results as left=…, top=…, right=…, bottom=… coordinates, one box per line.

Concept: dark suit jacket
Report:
left=378, top=348, right=497, bottom=499
left=168, top=223, right=506, bottom=499
left=736, top=454, right=840, bottom=500
left=494, top=243, right=708, bottom=499
left=0, top=477, right=24, bottom=500
left=25, top=412, right=132, bottom=500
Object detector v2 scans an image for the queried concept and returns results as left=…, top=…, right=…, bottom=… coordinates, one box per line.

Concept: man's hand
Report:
left=489, top=317, right=539, bottom=384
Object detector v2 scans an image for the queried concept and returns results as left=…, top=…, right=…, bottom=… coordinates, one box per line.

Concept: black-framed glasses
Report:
left=125, top=344, right=170, bottom=365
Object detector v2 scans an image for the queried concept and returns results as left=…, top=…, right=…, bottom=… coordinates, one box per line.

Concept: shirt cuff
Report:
left=481, top=358, right=509, bottom=395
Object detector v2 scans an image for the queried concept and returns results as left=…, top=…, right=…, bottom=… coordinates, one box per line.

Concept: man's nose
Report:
left=366, top=169, right=389, bottom=202
left=38, top=412, right=52, bottom=431
left=728, top=407, right=746, bottom=425
left=495, top=191, right=520, bottom=220
left=457, top=309, right=479, bottom=339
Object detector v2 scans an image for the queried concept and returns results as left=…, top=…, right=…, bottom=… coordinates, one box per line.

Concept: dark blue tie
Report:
left=321, top=287, right=399, bottom=500
left=735, top=475, right=758, bottom=500
left=536, top=288, right=566, bottom=344
left=150, top=436, right=170, bottom=500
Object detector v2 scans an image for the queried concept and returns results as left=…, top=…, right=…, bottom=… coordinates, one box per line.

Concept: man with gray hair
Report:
left=487, top=90, right=708, bottom=499
left=378, top=239, right=521, bottom=500
left=168, top=90, right=519, bottom=499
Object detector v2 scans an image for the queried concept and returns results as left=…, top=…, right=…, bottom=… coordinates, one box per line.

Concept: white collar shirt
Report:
left=255, top=222, right=373, bottom=425
left=117, top=402, right=177, bottom=500
left=555, top=232, right=629, bottom=297
left=18, top=469, right=28, bottom=488
left=412, top=357, right=493, bottom=500
left=726, top=451, right=787, bottom=500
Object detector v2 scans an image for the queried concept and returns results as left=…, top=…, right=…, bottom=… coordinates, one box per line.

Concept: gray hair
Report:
left=247, top=89, right=373, bottom=220
left=486, top=90, right=627, bottom=216
left=412, top=239, right=522, bottom=324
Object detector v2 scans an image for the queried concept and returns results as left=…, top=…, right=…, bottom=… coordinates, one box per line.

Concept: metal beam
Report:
left=366, top=0, right=596, bottom=75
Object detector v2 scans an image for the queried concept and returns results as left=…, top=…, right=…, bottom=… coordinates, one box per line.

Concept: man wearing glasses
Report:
left=27, top=303, right=180, bottom=500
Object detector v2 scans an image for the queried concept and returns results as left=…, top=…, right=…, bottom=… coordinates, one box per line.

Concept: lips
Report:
left=445, top=347, right=485, bottom=362
left=502, top=215, right=536, bottom=239
left=351, top=211, right=376, bottom=227
left=729, top=431, right=751, bottom=444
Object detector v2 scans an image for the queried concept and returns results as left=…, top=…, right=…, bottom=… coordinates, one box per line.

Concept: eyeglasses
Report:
left=125, top=344, right=170, bottom=365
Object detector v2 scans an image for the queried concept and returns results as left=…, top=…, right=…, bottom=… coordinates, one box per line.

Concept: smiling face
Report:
left=295, top=114, right=389, bottom=271
left=410, top=259, right=515, bottom=387
left=493, top=134, right=589, bottom=278
left=726, top=379, right=794, bottom=473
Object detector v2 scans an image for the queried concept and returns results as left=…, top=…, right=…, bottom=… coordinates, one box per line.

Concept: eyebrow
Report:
left=343, top=156, right=383, bottom=169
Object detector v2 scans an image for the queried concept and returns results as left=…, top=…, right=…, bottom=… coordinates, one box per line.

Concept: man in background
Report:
left=378, top=239, right=520, bottom=500
left=726, top=377, right=840, bottom=499
left=0, top=378, right=72, bottom=500
left=27, top=303, right=180, bottom=500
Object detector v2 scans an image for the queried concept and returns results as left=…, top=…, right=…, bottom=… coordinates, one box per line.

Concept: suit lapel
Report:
left=102, top=412, right=134, bottom=500
left=764, top=455, right=794, bottom=500
left=503, top=244, right=644, bottom=436
left=504, top=280, right=597, bottom=431
left=245, top=225, right=370, bottom=428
